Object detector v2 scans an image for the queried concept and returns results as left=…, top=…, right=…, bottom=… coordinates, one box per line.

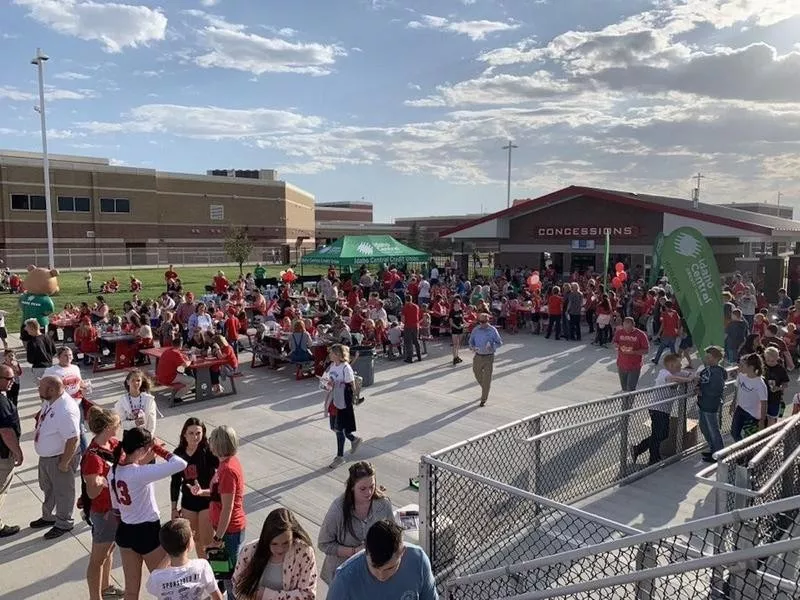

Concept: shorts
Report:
left=90, top=510, right=119, bottom=544
left=181, top=495, right=212, bottom=513
left=767, top=400, right=786, bottom=419
left=115, top=520, right=161, bottom=555
left=0, top=327, right=6, bottom=340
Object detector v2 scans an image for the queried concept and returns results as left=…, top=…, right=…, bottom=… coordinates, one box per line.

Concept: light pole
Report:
left=502, top=139, right=518, bottom=209
left=31, top=48, right=55, bottom=269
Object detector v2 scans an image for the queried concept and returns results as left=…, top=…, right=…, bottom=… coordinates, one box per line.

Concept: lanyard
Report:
left=34, top=402, right=53, bottom=442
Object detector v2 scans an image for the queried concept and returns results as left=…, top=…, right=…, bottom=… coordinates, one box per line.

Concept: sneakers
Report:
left=329, top=456, right=345, bottom=469
left=29, top=518, right=55, bottom=529
left=479, top=398, right=487, bottom=407
left=43, top=526, right=71, bottom=540
left=350, top=437, right=363, bottom=454
left=455, top=357, right=463, bottom=364
left=0, top=524, right=20, bottom=537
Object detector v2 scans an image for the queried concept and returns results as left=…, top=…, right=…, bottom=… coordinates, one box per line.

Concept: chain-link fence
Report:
left=446, top=495, right=800, bottom=600
left=421, top=370, right=739, bottom=590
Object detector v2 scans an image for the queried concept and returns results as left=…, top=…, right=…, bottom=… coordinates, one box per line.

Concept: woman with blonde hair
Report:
left=81, top=406, right=124, bottom=599
left=323, top=344, right=362, bottom=469
left=233, top=508, right=317, bottom=599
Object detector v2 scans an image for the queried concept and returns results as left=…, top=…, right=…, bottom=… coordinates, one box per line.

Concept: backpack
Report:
left=79, top=446, right=116, bottom=526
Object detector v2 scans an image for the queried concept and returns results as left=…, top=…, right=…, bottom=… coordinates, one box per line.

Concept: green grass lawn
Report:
left=1, top=264, right=324, bottom=332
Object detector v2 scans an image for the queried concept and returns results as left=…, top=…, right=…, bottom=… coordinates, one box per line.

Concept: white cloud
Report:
left=13, top=0, right=168, bottom=53
left=53, top=71, right=91, bottom=80
left=77, top=104, right=324, bottom=139
left=0, top=85, right=94, bottom=101
left=200, top=0, right=219, bottom=6
left=407, top=14, right=521, bottom=41
left=186, top=12, right=345, bottom=75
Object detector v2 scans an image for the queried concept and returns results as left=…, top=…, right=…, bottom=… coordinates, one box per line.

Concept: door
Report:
left=571, top=254, right=596, bottom=274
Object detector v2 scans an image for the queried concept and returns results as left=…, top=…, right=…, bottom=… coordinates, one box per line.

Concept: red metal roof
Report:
left=438, top=186, right=800, bottom=238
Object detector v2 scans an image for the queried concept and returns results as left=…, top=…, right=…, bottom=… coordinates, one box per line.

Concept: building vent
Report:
left=210, top=204, right=224, bottom=220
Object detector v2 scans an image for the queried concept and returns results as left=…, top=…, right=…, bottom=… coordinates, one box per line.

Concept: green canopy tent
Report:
left=301, top=235, right=430, bottom=267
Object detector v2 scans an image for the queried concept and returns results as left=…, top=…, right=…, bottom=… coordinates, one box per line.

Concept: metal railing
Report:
left=446, top=494, right=800, bottom=600
left=420, top=370, right=738, bottom=587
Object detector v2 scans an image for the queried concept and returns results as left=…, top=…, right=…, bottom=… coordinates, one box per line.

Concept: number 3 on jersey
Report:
left=116, top=480, right=132, bottom=506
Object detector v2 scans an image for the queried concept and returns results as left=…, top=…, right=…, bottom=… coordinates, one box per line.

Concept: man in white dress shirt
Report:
left=30, top=376, right=80, bottom=539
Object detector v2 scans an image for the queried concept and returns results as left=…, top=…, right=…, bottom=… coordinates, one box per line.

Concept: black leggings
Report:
left=546, top=314, right=561, bottom=339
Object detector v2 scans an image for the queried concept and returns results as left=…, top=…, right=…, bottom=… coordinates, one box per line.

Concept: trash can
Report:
left=352, top=346, right=376, bottom=387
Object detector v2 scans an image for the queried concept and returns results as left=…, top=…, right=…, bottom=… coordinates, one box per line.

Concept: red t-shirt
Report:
left=209, top=456, right=246, bottom=533
left=156, top=347, right=186, bottom=385
left=218, top=345, right=238, bottom=371
left=402, top=303, right=420, bottom=329
left=165, top=270, right=177, bottom=281
left=350, top=313, right=364, bottom=333
left=614, top=328, right=649, bottom=371
left=224, top=316, right=240, bottom=342
left=659, top=310, right=680, bottom=337
left=80, top=438, right=119, bottom=514
left=547, top=295, right=562, bottom=315
left=213, top=276, right=228, bottom=295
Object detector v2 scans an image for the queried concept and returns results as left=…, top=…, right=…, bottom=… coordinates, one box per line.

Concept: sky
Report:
left=1, top=0, right=800, bottom=223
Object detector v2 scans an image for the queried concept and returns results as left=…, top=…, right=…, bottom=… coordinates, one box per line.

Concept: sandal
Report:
left=102, top=585, right=125, bottom=598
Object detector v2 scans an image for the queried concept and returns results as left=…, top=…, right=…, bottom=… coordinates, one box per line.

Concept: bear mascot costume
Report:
left=19, top=265, right=59, bottom=332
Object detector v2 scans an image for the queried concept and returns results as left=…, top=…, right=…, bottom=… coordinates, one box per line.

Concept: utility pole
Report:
left=778, top=191, right=783, bottom=206
left=502, top=139, right=518, bottom=209
left=31, top=48, right=55, bottom=269
left=691, top=172, right=705, bottom=208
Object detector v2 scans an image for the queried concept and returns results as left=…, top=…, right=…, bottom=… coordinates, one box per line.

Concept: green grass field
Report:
left=1, top=264, right=324, bottom=332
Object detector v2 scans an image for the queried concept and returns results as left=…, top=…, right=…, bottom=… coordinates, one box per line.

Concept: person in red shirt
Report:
left=224, top=309, right=241, bottom=355
left=8, top=272, right=21, bottom=293
left=545, top=286, right=563, bottom=340
left=614, top=316, right=650, bottom=391
left=81, top=406, right=124, bottom=600
left=210, top=335, right=238, bottom=394
left=349, top=309, right=366, bottom=334
left=346, top=286, right=361, bottom=309
left=327, top=264, right=337, bottom=281
left=156, top=337, right=193, bottom=398
left=653, top=300, right=680, bottom=364
left=212, top=271, right=229, bottom=295
left=193, top=425, right=246, bottom=599
left=407, top=277, right=420, bottom=303
left=164, top=264, right=178, bottom=288
left=401, top=296, right=422, bottom=363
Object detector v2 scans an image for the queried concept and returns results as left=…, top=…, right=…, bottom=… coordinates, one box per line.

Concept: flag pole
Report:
left=603, top=231, right=610, bottom=290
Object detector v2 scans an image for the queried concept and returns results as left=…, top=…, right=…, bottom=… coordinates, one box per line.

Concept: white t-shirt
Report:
left=430, top=267, right=439, bottom=280
left=115, top=393, right=157, bottom=434
left=109, top=453, right=187, bottom=524
left=418, top=280, right=431, bottom=298
left=737, top=374, right=768, bottom=419
left=146, top=559, right=218, bottom=600
left=327, top=362, right=355, bottom=409
left=652, top=368, right=691, bottom=414
left=43, top=364, right=83, bottom=399
left=34, top=392, right=81, bottom=458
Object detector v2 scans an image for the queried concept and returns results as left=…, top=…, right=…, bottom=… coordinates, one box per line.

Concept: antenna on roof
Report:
left=691, top=172, right=705, bottom=209
left=778, top=191, right=783, bottom=206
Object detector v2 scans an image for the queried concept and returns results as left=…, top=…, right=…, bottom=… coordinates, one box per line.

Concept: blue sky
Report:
left=1, top=0, right=800, bottom=222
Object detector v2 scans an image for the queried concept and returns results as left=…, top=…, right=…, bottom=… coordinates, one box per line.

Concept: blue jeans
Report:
left=698, top=410, right=724, bottom=455
left=222, top=530, right=245, bottom=598
left=653, top=337, right=677, bottom=364
left=618, top=368, right=641, bottom=392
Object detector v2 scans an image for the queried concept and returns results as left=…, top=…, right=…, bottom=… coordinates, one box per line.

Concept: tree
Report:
left=407, top=221, right=423, bottom=250
left=224, top=226, right=254, bottom=276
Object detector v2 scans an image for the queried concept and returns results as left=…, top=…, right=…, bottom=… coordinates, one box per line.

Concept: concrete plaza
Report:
left=2, top=333, right=650, bottom=599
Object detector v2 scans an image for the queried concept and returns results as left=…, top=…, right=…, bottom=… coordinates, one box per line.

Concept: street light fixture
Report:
left=502, top=139, right=518, bottom=209
left=31, top=48, right=55, bottom=269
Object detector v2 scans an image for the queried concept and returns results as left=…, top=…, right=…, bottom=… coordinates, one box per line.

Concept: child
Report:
left=697, top=346, right=727, bottom=463
left=159, top=311, right=178, bottom=347
left=223, top=308, right=241, bottom=355
left=386, top=322, right=402, bottom=358
left=361, top=319, right=377, bottom=346
left=0, top=309, right=8, bottom=350
left=631, top=353, right=695, bottom=465
left=146, top=519, right=222, bottom=600
left=752, top=313, right=767, bottom=338
left=763, top=346, right=790, bottom=425
left=731, top=352, right=768, bottom=442
left=419, top=308, right=432, bottom=339
left=2, top=350, right=22, bottom=407
left=75, top=317, right=99, bottom=364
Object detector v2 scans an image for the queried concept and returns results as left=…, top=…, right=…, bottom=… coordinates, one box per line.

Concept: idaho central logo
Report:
left=356, top=242, right=374, bottom=255
left=673, top=232, right=701, bottom=258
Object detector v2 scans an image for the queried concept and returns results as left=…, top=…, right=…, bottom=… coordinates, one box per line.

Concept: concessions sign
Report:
left=536, top=226, right=639, bottom=238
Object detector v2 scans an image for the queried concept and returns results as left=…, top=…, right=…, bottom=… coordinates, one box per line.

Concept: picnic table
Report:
left=252, top=333, right=330, bottom=376
left=49, top=315, right=79, bottom=343
left=139, top=346, right=240, bottom=403
left=94, top=333, right=137, bottom=372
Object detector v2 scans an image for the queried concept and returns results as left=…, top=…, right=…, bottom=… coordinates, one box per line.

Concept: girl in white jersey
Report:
left=110, top=427, right=187, bottom=600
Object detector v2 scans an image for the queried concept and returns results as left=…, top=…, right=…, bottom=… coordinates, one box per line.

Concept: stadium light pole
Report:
left=502, top=139, right=518, bottom=209
left=31, top=47, right=55, bottom=269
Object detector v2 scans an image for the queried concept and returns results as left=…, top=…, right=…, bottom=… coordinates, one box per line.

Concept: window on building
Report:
left=210, top=204, right=224, bottom=220
left=10, top=194, right=46, bottom=211
left=100, top=198, right=130, bottom=213
left=57, top=196, right=91, bottom=212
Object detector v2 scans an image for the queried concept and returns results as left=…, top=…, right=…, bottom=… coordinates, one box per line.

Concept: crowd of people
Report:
left=2, top=258, right=800, bottom=599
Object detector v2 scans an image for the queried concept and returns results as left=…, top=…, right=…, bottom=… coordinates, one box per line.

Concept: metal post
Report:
left=502, top=140, right=518, bottom=209
left=68, top=247, right=72, bottom=269
left=32, top=49, right=55, bottom=270
left=675, top=391, right=688, bottom=454
left=634, top=542, right=657, bottom=599
left=619, top=393, right=634, bottom=479
left=418, top=459, right=432, bottom=559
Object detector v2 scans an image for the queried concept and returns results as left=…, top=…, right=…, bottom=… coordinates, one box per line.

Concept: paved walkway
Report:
left=1, top=333, right=649, bottom=599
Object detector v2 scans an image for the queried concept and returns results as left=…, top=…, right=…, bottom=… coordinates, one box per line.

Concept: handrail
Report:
left=707, top=417, right=791, bottom=462
left=428, top=381, right=691, bottom=458
left=421, top=456, right=640, bottom=535
left=749, top=412, right=800, bottom=467
left=445, top=493, right=800, bottom=590
left=519, top=393, right=695, bottom=443
left=497, top=537, right=800, bottom=600
left=697, top=442, right=800, bottom=499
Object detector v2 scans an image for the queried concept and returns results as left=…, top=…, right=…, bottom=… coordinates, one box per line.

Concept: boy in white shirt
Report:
left=147, top=518, right=222, bottom=600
